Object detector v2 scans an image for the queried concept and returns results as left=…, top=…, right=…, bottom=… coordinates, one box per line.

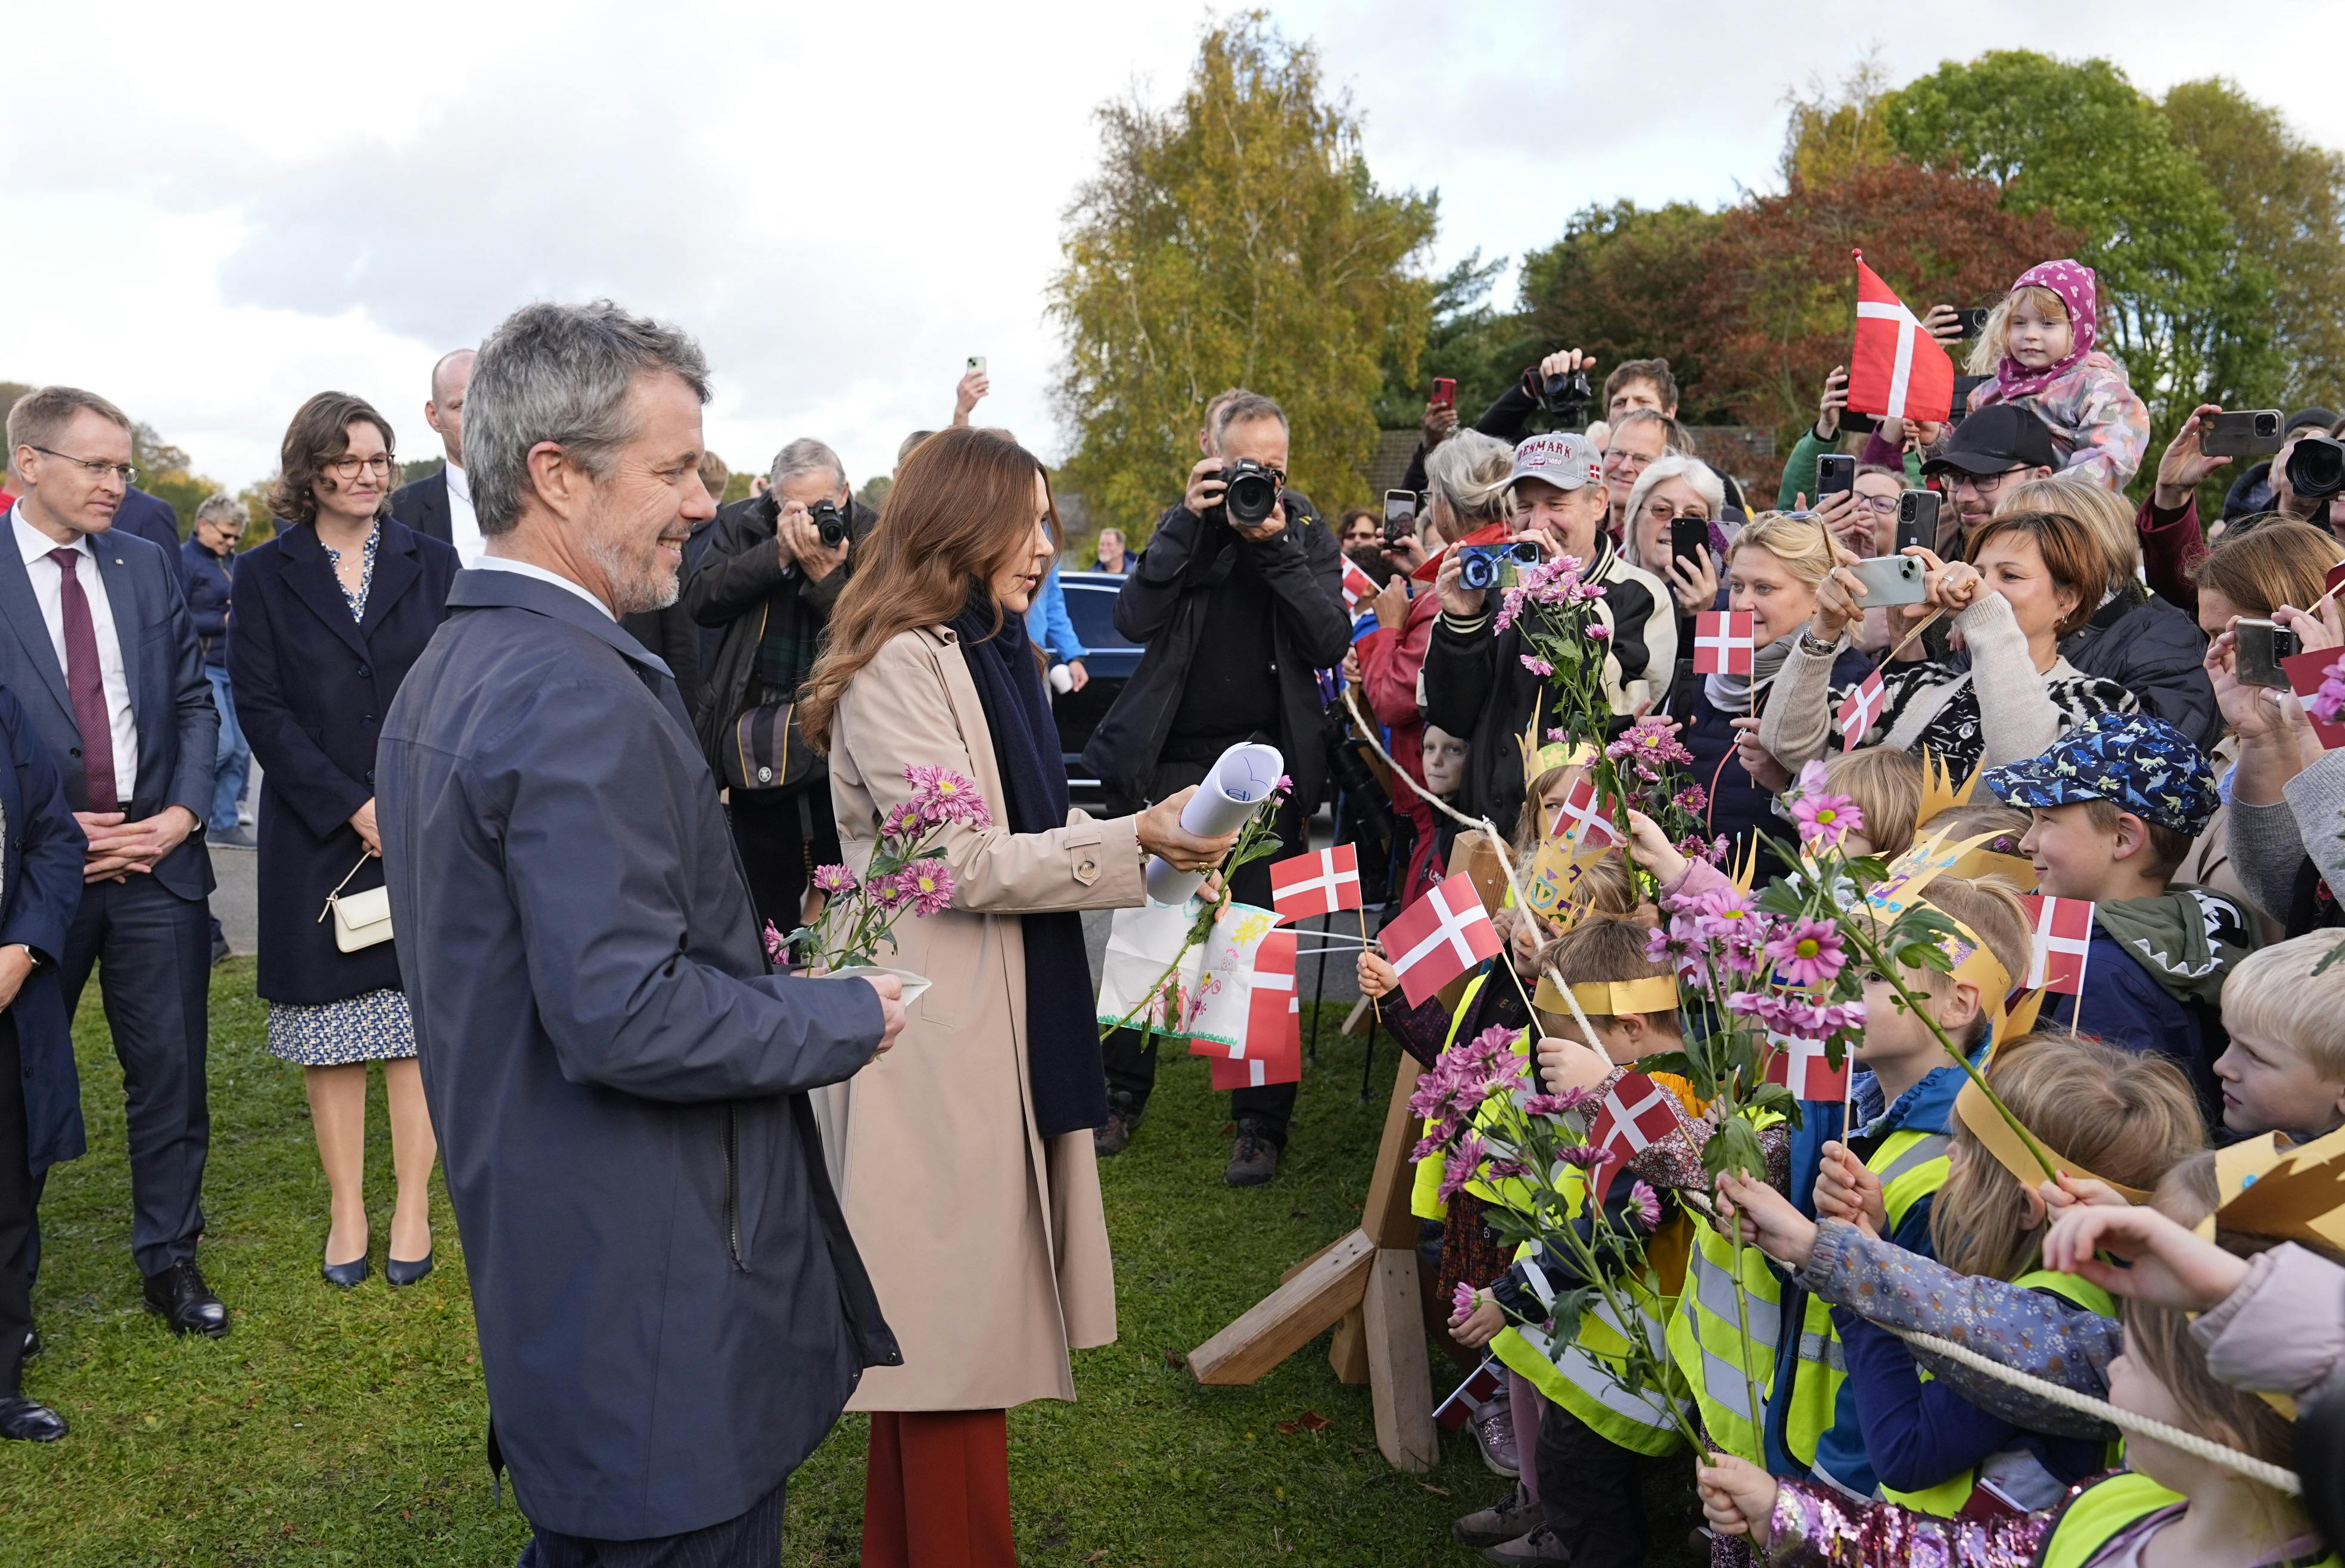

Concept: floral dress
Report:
left=264, top=525, right=417, bottom=1069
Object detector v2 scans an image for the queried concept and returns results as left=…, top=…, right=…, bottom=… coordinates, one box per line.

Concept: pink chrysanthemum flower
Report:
left=1521, top=654, right=1555, bottom=677
left=899, top=858, right=956, bottom=917
left=1626, top=1181, right=1662, bottom=1232
left=762, top=922, right=789, bottom=966
left=1791, top=789, right=1863, bottom=848
left=1606, top=717, right=1693, bottom=781
left=1556, top=1143, right=1619, bottom=1171
left=1451, top=1281, right=1479, bottom=1324
left=1765, top=918, right=1847, bottom=987
left=811, top=863, right=858, bottom=895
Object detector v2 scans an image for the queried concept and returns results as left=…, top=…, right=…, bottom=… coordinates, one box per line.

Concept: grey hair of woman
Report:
left=1422, top=430, right=1516, bottom=544
left=464, top=299, right=711, bottom=538
left=192, top=492, right=244, bottom=531
left=1621, top=454, right=1727, bottom=571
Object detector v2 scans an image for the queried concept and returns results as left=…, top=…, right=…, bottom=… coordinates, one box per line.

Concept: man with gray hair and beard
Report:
left=376, top=299, right=906, bottom=1566
left=687, top=434, right=878, bottom=935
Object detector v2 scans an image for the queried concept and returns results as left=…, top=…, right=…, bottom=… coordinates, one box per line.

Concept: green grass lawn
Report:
left=0, top=960, right=1656, bottom=1566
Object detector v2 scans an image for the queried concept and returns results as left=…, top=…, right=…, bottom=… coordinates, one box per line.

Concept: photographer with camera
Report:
left=686, top=437, right=878, bottom=934
left=1083, top=390, right=1349, bottom=1186
left=1420, top=433, right=1677, bottom=838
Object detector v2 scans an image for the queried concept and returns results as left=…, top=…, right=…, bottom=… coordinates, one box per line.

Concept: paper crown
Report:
left=1954, top=1077, right=2153, bottom=1205
left=2201, top=1124, right=2345, bottom=1258
left=1535, top=973, right=1680, bottom=1019
left=1725, top=835, right=1761, bottom=895
left=1949, top=845, right=2038, bottom=893
left=1867, top=827, right=2003, bottom=922
left=1917, top=749, right=1980, bottom=827
left=1519, top=715, right=1595, bottom=792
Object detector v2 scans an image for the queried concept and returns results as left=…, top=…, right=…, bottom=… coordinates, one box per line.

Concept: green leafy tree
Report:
left=1883, top=51, right=2278, bottom=429
left=235, top=477, right=280, bottom=549
left=1516, top=201, right=1729, bottom=419
left=1778, top=52, right=1897, bottom=189
left=2161, top=77, right=2345, bottom=410
left=1050, top=12, right=1436, bottom=540
left=1372, top=250, right=1534, bottom=431
left=722, top=471, right=758, bottom=506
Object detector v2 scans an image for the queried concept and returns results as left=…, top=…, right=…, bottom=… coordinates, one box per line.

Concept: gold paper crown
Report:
left=1867, top=828, right=2004, bottom=923
left=1521, top=836, right=1614, bottom=928
left=1519, top=717, right=1593, bottom=794
left=1535, top=973, right=1680, bottom=1019
left=1917, top=749, right=1980, bottom=827
left=1949, top=846, right=2039, bottom=894
left=2200, top=1124, right=2345, bottom=1258
left=1725, top=835, right=1761, bottom=895
left=1954, top=1077, right=2153, bottom=1205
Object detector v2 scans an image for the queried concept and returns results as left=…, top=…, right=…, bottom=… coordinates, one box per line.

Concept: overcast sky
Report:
left=7, top=1, right=2340, bottom=493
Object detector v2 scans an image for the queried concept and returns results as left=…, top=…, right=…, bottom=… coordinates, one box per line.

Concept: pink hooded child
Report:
left=1964, top=259, right=2151, bottom=492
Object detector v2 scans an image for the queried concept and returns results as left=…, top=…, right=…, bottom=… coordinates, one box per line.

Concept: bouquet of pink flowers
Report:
left=763, top=765, right=988, bottom=973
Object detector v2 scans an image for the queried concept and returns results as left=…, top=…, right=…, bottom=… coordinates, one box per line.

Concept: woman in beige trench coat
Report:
left=797, top=428, right=1237, bottom=1568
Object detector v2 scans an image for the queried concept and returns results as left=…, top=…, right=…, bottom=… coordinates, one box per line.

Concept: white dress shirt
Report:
left=12, top=505, right=139, bottom=803
left=472, top=554, right=615, bottom=620
left=443, top=461, right=487, bottom=567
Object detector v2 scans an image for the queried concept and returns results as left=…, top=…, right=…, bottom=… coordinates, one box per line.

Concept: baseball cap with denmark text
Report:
left=1506, top=433, right=1603, bottom=492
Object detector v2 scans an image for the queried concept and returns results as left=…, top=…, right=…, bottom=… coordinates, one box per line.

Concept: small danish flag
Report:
left=1587, top=1071, right=1685, bottom=1202
left=1341, top=555, right=1379, bottom=616
left=1435, top=1357, right=1508, bottom=1429
left=1381, top=878, right=1504, bottom=1009
left=1693, top=611, right=1756, bottom=676
left=1553, top=774, right=1624, bottom=850
left=1837, top=669, right=1887, bottom=746
left=1269, top=844, right=1363, bottom=921
left=1764, top=1033, right=1850, bottom=1103
left=2017, top=894, right=2094, bottom=996
left=1848, top=250, right=1955, bottom=424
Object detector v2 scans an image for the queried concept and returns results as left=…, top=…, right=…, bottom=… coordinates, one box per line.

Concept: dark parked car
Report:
left=1055, top=570, right=1140, bottom=801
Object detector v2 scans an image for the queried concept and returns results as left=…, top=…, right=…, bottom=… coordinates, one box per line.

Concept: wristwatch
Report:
left=1798, top=629, right=1841, bottom=658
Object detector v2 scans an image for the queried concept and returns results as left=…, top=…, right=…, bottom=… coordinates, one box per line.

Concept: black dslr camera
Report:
left=806, top=498, right=850, bottom=548
left=1217, top=458, right=1282, bottom=527
left=2288, top=434, right=2345, bottom=503
left=1535, top=365, right=1593, bottom=425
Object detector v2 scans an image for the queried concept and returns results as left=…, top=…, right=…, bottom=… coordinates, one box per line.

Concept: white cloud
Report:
left=5, top=1, right=2336, bottom=492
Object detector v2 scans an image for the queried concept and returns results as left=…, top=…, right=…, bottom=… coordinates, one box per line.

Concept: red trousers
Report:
left=862, top=1409, right=1015, bottom=1568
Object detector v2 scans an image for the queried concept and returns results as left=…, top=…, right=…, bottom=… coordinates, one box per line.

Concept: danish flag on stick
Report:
left=1837, top=669, right=1887, bottom=746
left=1435, top=1357, right=1508, bottom=1429
left=2017, top=894, right=2095, bottom=996
left=1268, top=845, right=1363, bottom=920
left=1587, top=1071, right=1685, bottom=1202
left=1693, top=611, right=1756, bottom=676
left=1764, top=1033, right=1850, bottom=1103
left=1553, top=774, right=1624, bottom=850
left=1382, top=878, right=1503, bottom=1008
left=1342, top=555, right=1379, bottom=615
left=1848, top=249, right=1955, bottom=424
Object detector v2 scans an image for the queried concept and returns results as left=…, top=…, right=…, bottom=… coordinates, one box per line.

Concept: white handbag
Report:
left=319, top=854, right=393, bottom=953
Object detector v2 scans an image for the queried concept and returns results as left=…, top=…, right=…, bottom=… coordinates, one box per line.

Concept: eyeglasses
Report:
left=1955, top=466, right=2026, bottom=491
left=27, top=446, right=136, bottom=485
left=1854, top=493, right=1901, bottom=514
left=1605, top=449, right=1656, bottom=472
left=1641, top=499, right=1709, bottom=523
left=326, top=453, right=396, bottom=479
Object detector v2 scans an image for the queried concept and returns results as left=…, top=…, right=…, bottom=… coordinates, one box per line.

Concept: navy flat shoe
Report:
left=385, top=1252, right=433, bottom=1287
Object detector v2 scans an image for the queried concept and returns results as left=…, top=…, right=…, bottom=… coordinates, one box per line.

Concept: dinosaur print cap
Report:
left=1980, top=712, right=2219, bottom=837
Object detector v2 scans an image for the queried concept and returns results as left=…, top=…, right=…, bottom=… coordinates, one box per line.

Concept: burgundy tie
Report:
left=49, top=547, right=120, bottom=812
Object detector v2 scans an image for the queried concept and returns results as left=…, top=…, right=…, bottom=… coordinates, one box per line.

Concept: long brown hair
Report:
left=1930, top=1032, right=2204, bottom=1280
left=797, top=426, right=1055, bottom=752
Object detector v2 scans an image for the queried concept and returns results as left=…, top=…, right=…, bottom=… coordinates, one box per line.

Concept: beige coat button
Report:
left=1075, top=857, right=1100, bottom=884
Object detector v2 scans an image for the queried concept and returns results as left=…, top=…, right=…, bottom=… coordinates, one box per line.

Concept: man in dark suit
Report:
left=110, top=486, right=182, bottom=555
left=378, top=301, right=904, bottom=1563
left=0, top=679, right=87, bottom=1441
left=387, top=348, right=475, bottom=556
left=2, top=387, right=226, bottom=1338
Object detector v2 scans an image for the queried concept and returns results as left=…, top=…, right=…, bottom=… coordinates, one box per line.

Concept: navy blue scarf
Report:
left=948, top=590, right=1108, bottom=1137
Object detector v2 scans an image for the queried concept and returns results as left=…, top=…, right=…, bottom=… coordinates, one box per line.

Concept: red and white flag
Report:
left=2017, top=894, right=2094, bottom=995
left=1765, top=1034, right=1850, bottom=1103
left=1342, top=555, right=1379, bottom=615
left=1435, top=1356, right=1508, bottom=1429
left=1268, top=844, right=1363, bottom=921
left=1382, top=878, right=1503, bottom=1008
left=1848, top=250, right=1955, bottom=424
left=1553, top=774, right=1624, bottom=850
left=1837, top=669, right=1887, bottom=746
left=1693, top=611, right=1756, bottom=676
left=1587, top=1071, right=1685, bottom=1202
left=1209, top=930, right=1302, bottom=1087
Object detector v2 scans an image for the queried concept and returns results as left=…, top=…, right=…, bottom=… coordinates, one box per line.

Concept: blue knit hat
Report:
left=1980, top=713, right=2219, bottom=836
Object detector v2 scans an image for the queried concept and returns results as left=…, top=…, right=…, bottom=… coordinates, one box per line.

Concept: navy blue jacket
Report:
left=377, top=568, right=897, bottom=1540
left=387, top=466, right=452, bottom=546
left=179, top=539, right=235, bottom=670
left=2050, top=926, right=2223, bottom=1118
left=0, top=521, right=217, bottom=903
left=1677, top=644, right=1875, bottom=869
left=0, top=682, right=87, bottom=1174
left=228, top=521, right=456, bottom=1004
left=111, top=488, right=182, bottom=555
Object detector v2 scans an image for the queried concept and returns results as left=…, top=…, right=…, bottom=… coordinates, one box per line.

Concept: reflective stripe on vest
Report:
left=1781, top=1128, right=1954, bottom=1469
left=1880, top=1270, right=2120, bottom=1518
left=2035, top=1473, right=2190, bottom=1568
left=1667, top=1215, right=1783, bottom=1463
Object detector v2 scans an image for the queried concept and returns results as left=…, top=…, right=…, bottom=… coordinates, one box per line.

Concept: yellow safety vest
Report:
left=1662, top=1102, right=1796, bottom=1466
left=1778, top=1128, right=1954, bottom=1474
left=1410, top=973, right=1503, bottom=1222
left=1878, top=1270, right=2116, bottom=1517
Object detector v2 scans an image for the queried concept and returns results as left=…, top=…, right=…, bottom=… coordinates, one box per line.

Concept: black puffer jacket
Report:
left=2059, top=582, right=2218, bottom=752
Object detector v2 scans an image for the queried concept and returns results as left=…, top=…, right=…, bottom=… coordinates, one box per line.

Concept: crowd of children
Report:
left=1355, top=695, right=2345, bottom=1568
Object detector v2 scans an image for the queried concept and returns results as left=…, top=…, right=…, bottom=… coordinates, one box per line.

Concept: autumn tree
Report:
left=1050, top=13, right=1436, bottom=539
left=1372, top=250, right=1535, bottom=431
left=2161, top=77, right=2345, bottom=410
left=1514, top=201, right=1729, bottom=417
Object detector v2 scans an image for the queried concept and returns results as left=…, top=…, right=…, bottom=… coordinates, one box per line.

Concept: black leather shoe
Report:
left=142, top=1261, right=230, bottom=1337
left=0, top=1396, right=67, bottom=1442
left=322, top=1246, right=369, bottom=1289
left=385, top=1252, right=433, bottom=1288
left=21, top=1328, right=38, bottom=1360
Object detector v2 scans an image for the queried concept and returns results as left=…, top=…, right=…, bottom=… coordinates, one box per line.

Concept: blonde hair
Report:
left=1912, top=875, right=2032, bottom=1048
left=1999, top=475, right=2139, bottom=590
left=2222, top=933, right=2345, bottom=1080
left=1424, top=430, right=1517, bottom=534
left=1932, top=1032, right=2204, bottom=1280
left=1824, top=748, right=1921, bottom=861
left=2191, top=519, right=2344, bottom=620
left=1728, top=510, right=1840, bottom=587
left=1920, top=801, right=2032, bottom=858
left=1515, top=764, right=1570, bottom=857
left=1965, top=284, right=2072, bottom=377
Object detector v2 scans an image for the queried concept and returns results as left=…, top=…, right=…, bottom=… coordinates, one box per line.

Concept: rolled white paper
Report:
left=1048, top=663, right=1074, bottom=694
left=1144, top=741, right=1285, bottom=904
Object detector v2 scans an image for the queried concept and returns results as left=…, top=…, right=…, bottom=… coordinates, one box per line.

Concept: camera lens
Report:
left=1898, top=494, right=1918, bottom=520
left=1223, top=460, right=1279, bottom=526
left=2257, top=413, right=2279, bottom=437
left=2288, top=434, right=2345, bottom=502
left=1460, top=552, right=1495, bottom=591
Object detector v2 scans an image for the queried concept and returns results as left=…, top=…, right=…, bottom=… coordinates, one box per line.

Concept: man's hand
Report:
left=777, top=501, right=849, bottom=583
left=1422, top=400, right=1458, bottom=451
left=1065, top=659, right=1089, bottom=693
left=80, top=807, right=195, bottom=882
left=1372, top=577, right=1411, bottom=637
left=1434, top=546, right=1482, bottom=618
left=1232, top=498, right=1287, bottom=544
left=1181, top=458, right=1228, bottom=520
left=1538, top=348, right=1593, bottom=384
left=862, top=971, right=909, bottom=1055
left=1814, top=365, right=1848, bottom=441
left=76, top=810, right=136, bottom=882
left=350, top=797, right=381, bottom=857
left=2154, top=404, right=2229, bottom=512
left=0, top=945, right=32, bottom=1012
left=953, top=366, right=990, bottom=425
